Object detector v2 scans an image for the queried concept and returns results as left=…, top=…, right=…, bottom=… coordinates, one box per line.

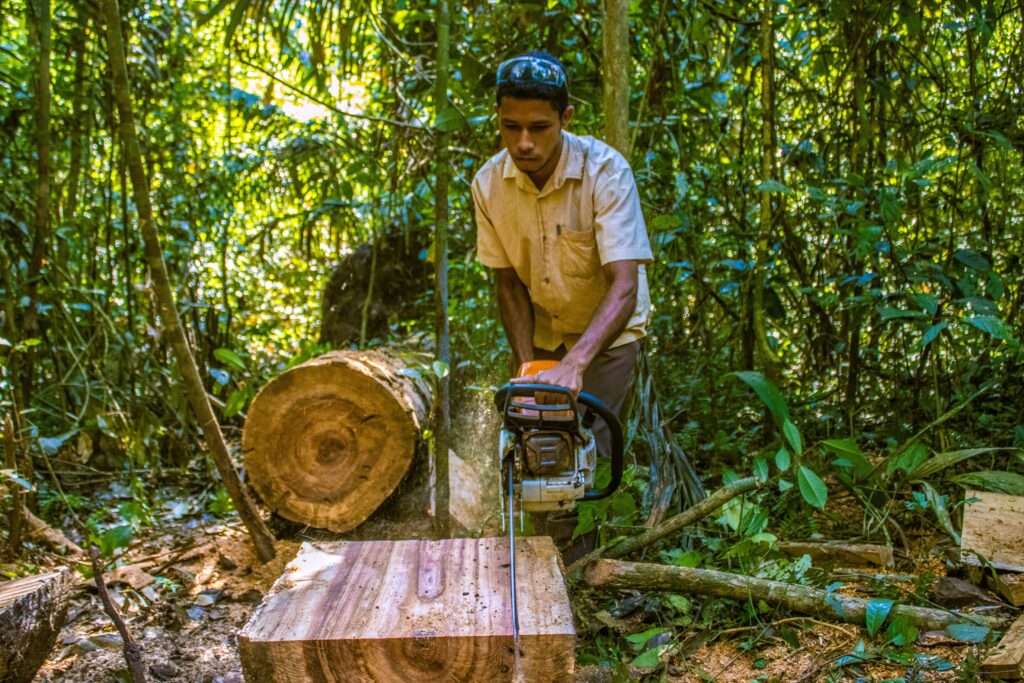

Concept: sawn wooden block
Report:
left=238, top=536, right=575, bottom=682
left=961, top=490, right=1024, bottom=572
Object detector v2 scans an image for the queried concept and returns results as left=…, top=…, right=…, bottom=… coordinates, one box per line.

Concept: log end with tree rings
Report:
left=242, top=349, right=431, bottom=533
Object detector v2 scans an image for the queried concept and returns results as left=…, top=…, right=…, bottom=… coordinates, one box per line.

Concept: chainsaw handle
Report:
left=493, top=383, right=624, bottom=501
left=576, top=392, right=624, bottom=502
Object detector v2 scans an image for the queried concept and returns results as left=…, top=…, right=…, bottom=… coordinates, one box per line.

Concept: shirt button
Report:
left=553, top=314, right=559, bottom=319
left=544, top=278, right=550, bottom=284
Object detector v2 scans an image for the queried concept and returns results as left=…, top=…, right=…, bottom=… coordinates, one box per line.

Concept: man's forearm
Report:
left=495, top=268, right=535, bottom=368
left=562, top=262, right=638, bottom=372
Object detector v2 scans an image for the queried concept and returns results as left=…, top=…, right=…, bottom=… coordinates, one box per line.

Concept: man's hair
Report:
left=496, top=51, right=570, bottom=115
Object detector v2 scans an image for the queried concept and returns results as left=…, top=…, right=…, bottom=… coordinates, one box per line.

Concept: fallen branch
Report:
left=90, top=547, right=147, bottom=683
left=23, top=507, right=83, bottom=556
left=567, top=477, right=760, bottom=576
left=583, top=559, right=1003, bottom=631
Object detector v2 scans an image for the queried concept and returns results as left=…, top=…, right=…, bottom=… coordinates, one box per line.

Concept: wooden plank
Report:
left=0, top=570, right=72, bottom=683
left=238, top=537, right=574, bottom=682
left=982, top=613, right=1024, bottom=679
left=988, top=573, right=1024, bottom=607
left=777, top=541, right=894, bottom=568
left=962, top=490, right=1024, bottom=573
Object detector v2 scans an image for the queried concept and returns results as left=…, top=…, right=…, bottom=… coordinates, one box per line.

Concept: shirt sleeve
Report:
left=472, top=176, right=512, bottom=269
left=593, top=168, right=654, bottom=265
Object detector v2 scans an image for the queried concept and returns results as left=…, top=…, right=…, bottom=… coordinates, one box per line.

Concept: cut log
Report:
left=583, top=559, right=1002, bottom=632
left=238, top=537, right=574, bottom=682
left=0, top=569, right=72, bottom=682
left=981, top=612, right=1024, bottom=679
left=990, top=573, right=1024, bottom=607
left=962, top=489, right=1024, bottom=572
left=242, top=349, right=432, bottom=532
left=777, top=541, right=894, bottom=568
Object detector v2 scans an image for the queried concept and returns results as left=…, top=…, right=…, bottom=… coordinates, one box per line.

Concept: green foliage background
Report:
left=1, top=0, right=1022, bottom=534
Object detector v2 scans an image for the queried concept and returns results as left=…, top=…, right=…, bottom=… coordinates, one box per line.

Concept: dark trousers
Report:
left=532, top=340, right=641, bottom=460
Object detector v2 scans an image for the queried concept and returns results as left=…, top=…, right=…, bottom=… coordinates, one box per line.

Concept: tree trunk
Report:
left=0, top=569, right=71, bottom=683
left=602, top=0, right=630, bottom=159
left=754, top=0, right=782, bottom=374
left=20, top=0, right=51, bottom=406
left=102, top=0, right=276, bottom=562
left=583, top=559, right=1003, bottom=632
left=432, top=0, right=452, bottom=538
left=242, top=349, right=432, bottom=532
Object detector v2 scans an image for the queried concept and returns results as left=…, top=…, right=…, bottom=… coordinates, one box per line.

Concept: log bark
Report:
left=567, top=477, right=759, bottom=576
left=238, top=537, right=574, bottom=682
left=102, top=0, right=276, bottom=562
left=0, top=569, right=71, bottom=682
left=777, top=541, right=894, bottom=568
left=242, top=349, right=432, bottom=532
left=583, top=559, right=1002, bottom=632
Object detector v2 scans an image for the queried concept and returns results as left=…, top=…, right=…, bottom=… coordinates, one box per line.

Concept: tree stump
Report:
left=0, top=569, right=72, bottom=682
left=238, top=537, right=575, bottom=682
left=242, top=349, right=431, bottom=532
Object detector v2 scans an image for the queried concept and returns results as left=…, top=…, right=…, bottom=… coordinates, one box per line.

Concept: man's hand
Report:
left=510, top=358, right=586, bottom=399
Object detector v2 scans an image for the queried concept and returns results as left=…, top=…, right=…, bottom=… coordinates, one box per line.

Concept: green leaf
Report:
left=0, top=469, right=35, bottom=492
left=964, top=315, right=1011, bottom=340
left=731, top=371, right=790, bottom=422
left=753, top=456, right=769, bottom=483
left=888, top=442, right=929, bottom=477
left=775, top=447, right=791, bottom=472
left=650, top=214, right=682, bottom=232
left=909, top=448, right=1011, bottom=480
left=99, top=525, right=134, bottom=557
left=821, top=439, right=872, bottom=479
left=433, top=106, right=464, bottom=132
left=865, top=599, right=895, bottom=637
left=943, top=623, right=991, bottom=643
left=953, top=471, right=1024, bottom=496
left=213, top=348, right=247, bottom=372
left=782, top=419, right=803, bottom=454
left=432, top=360, right=450, bottom=379
left=877, top=305, right=928, bottom=321
left=920, top=322, right=948, bottom=348
left=631, top=645, right=667, bottom=667
left=626, top=627, right=668, bottom=648
left=756, top=179, right=791, bottom=194
left=798, top=466, right=828, bottom=509
left=921, top=482, right=960, bottom=545
left=953, top=249, right=991, bottom=272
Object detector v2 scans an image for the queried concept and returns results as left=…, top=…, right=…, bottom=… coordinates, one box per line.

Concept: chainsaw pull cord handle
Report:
left=493, top=384, right=624, bottom=501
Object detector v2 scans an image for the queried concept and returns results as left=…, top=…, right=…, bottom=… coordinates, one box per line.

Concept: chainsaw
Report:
left=494, top=360, right=624, bottom=654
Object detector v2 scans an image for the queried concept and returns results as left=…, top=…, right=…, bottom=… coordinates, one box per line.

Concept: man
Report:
left=472, top=51, right=653, bottom=463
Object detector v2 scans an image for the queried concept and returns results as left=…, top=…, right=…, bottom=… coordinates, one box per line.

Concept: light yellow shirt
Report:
left=473, top=131, right=653, bottom=351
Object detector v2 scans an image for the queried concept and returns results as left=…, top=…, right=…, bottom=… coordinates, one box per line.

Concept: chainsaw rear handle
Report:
left=494, top=383, right=624, bottom=501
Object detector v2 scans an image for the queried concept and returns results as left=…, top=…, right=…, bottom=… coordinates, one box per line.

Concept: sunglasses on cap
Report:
left=496, top=56, right=567, bottom=89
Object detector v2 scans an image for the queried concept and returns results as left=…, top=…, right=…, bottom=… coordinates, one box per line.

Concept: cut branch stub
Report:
left=243, top=349, right=431, bottom=532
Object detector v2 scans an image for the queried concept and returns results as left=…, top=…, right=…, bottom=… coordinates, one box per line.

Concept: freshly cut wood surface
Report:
left=238, top=537, right=574, bottom=682
left=0, top=569, right=71, bottom=683
left=962, top=490, right=1024, bottom=572
left=777, top=541, right=894, bottom=568
left=991, top=573, right=1024, bottom=607
left=242, top=349, right=431, bottom=532
left=981, top=612, right=1024, bottom=679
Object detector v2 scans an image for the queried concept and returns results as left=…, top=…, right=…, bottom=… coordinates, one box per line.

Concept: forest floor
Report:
left=10, top=476, right=996, bottom=683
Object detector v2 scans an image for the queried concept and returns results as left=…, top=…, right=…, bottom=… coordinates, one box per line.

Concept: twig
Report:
left=567, top=477, right=761, bottom=577
left=90, top=546, right=147, bottom=682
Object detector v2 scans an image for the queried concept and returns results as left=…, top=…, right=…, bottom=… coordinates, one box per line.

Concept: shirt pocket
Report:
left=557, top=226, right=601, bottom=278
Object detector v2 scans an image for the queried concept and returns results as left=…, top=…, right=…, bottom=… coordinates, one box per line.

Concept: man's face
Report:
left=495, top=97, right=575, bottom=181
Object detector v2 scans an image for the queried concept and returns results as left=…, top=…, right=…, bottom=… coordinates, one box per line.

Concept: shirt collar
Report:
left=502, top=131, right=584, bottom=195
